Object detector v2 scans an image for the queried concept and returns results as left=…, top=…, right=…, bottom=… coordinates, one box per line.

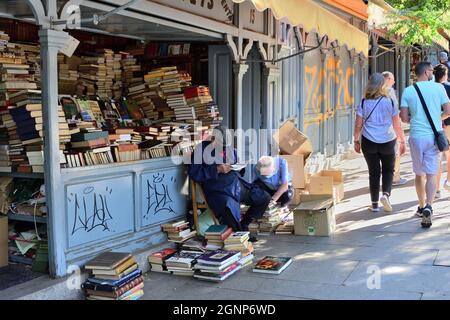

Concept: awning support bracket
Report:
left=241, top=35, right=327, bottom=64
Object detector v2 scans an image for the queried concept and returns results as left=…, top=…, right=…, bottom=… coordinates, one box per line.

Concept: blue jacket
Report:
left=188, top=141, right=261, bottom=223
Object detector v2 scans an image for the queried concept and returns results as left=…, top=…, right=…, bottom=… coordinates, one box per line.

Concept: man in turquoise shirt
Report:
left=400, top=61, right=450, bottom=228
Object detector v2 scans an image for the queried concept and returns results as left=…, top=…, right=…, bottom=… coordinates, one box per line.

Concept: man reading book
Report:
left=188, top=126, right=270, bottom=234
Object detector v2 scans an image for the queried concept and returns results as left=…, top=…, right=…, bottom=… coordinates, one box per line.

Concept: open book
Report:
left=230, top=162, right=248, bottom=171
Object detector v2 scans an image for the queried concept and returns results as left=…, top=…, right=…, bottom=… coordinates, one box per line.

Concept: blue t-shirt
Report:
left=357, top=96, right=398, bottom=143
left=400, top=81, right=450, bottom=138
left=254, top=156, right=291, bottom=191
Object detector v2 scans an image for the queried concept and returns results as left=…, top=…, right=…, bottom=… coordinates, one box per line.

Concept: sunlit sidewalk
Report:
left=143, top=147, right=450, bottom=300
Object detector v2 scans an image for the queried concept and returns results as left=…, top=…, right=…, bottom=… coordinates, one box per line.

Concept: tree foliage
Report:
left=384, top=0, right=450, bottom=46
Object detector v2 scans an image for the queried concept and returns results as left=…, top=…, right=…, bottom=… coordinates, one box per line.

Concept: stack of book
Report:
left=16, top=43, right=41, bottom=90
left=168, top=93, right=194, bottom=121
left=204, top=225, right=233, bottom=250
left=148, top=247, right=177, bottom=274
left=144, top=68, right=164, bottom=96
left=82, top=252, right=144, bottom=300
left=184, top=86, right=213, bottom=121
left=193, top=250, right=242, bottom=282
left=100, top=49, right=115, bottom=96
left=275, top=221, right=295, bottom=235
left=0, top=111, right=19, bottom=172
left=152, top=95, right=174, bottom=120
left=160, top=66, right=182, bottom=97
left=125, top=83, right=149, bottom=120
left=258, top=206, right=283, bottom=234
left=161, top=220, right=196, bottom=243
left=111, top=143, right=140, bottom=162
left=164, top=250, right=202, bottom=276
left=58, top=54, right=79, bottom=94
left=0, top=108, right=11, bottom=172
left=179, top=237, right=208, bottom=254
left=66, top=129, right=113, bottom=168
left=9, top=96, right=69, bottom=172
left=120, top=52, right=143, bottom=91
left=223, top=231, right=254, bottom=268
left=275, top=208, right=294, bottom=235
left=78, top=55, right=107, bottom=97
left=0, top=31, right=10, bottom=53
left=112, top=53, right=123, bottom=100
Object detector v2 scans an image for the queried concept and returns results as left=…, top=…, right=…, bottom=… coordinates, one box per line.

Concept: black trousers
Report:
left=239, top=181, right=271, bottom=230
left=254, top=179, right=294, bottom=207
left=221, top=208, right=242, bottom=232
left=361, top=136, right=396, bottom=203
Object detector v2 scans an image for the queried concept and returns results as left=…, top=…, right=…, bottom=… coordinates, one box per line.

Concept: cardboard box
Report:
left=291, top=188, right=304, bottom=206
left=280, top=155, right=305, bottom=189
left=293, top=194, right=336, bottom=236
left=0, top=215, right=7, bottom=267
left=274, top=120, right=312, bottom=160
left=309, top=170, right=345, bottom=203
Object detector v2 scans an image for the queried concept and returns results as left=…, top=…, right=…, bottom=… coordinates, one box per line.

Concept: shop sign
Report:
left=151, top=0, right=235, bottom=24
left=239, top=1, right=265, bottom=34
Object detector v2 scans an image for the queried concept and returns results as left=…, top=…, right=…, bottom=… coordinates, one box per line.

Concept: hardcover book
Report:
left=85, top=252, right=132, bottom=270
left=252, top=256, right=292, bottom=275
left=196, top=250, right=241, bottom=266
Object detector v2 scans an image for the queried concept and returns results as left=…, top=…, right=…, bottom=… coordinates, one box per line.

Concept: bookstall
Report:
left=0, top=1, right=369, bottom=280
left=0, top=0, right=279, bottom=278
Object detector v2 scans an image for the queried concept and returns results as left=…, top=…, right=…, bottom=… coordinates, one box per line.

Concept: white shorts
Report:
left=409, top=136, right=440, bottom=175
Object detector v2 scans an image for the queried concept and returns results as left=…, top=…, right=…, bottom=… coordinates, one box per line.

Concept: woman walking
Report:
left=434, top=64, right=450, bottom=197
left=354, top=73, right=406, bottom=212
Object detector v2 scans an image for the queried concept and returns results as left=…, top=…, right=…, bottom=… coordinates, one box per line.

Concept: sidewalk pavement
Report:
left=142, top=147, right=450, bottom=300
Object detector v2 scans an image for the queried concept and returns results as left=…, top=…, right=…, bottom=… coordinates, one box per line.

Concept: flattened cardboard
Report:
left=274, top=120, right=312, bottom=159
left=280, top=155, right=305, bottom=189
left=0, top=216, right=7, bottom=267
left=293, top=194, right=336, bottom=236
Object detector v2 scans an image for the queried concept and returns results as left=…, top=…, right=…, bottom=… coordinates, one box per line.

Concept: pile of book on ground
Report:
left=275, top=209, right=294, bottom=235
left=253, top=205, right=292, bottom=235
left=161, top=219, right=196, bottom=243
left=204, top=224, right=233, bottom=250
left=223, top=231, right=254, bottom=267
left=82, top=251, right=144, bottom=300
left=164, top=250, right=202, bottom=276
left=148, top=247, right=177, bottom=273
left=193, top=250, right=242, bottom=282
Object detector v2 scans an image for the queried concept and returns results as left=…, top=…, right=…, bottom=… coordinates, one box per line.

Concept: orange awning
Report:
left=232, top=0, right=369, bottom=56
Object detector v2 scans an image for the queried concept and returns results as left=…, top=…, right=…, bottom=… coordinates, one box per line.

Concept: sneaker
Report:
left=392, top=178, right=408, bottom=186
left=368, top=205, right=380, bottom=212
left=421, top=205, right=433, bottom=228
left=444, top=180, right=450, bottom=192
left=435, top=190, right=441, bottom=199
left=415, top=206, right=424, bottom=218
left=380, top=194, right=393, bottom=212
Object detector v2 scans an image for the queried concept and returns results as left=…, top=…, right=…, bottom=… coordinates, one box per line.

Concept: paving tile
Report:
left=246, top=258, right=360, bottom=285
left=434, top=250, right=450, bottom=267
left=421, top=292, right=450, bottom=300
left=257, top=278, right=421, bottom=300
left=294, top=243, right=438, bottom=266
left=343, top=261, right=450, bottom=293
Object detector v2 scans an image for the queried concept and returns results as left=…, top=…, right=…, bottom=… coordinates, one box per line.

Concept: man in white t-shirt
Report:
left=383, top=71, right=407, bottom=186
left=400, top=61, right=450, bottom=228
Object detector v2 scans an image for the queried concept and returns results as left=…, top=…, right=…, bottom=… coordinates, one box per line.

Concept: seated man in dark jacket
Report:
left=188, top=126, right=270, bottom=232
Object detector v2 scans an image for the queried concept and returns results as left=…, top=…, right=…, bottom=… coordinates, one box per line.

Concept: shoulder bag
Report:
left=413, top=83, right=449, bottom=152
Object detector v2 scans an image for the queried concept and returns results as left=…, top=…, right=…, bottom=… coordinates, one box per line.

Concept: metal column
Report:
left=39, top=29, right=68, bottom=277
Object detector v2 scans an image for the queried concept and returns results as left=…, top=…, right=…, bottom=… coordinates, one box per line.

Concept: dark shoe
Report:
left=421, top=205, right=432, bottom=228
left=415, top=206, right=424, bottom=218
left=248, top=236, right=258, bottom=243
